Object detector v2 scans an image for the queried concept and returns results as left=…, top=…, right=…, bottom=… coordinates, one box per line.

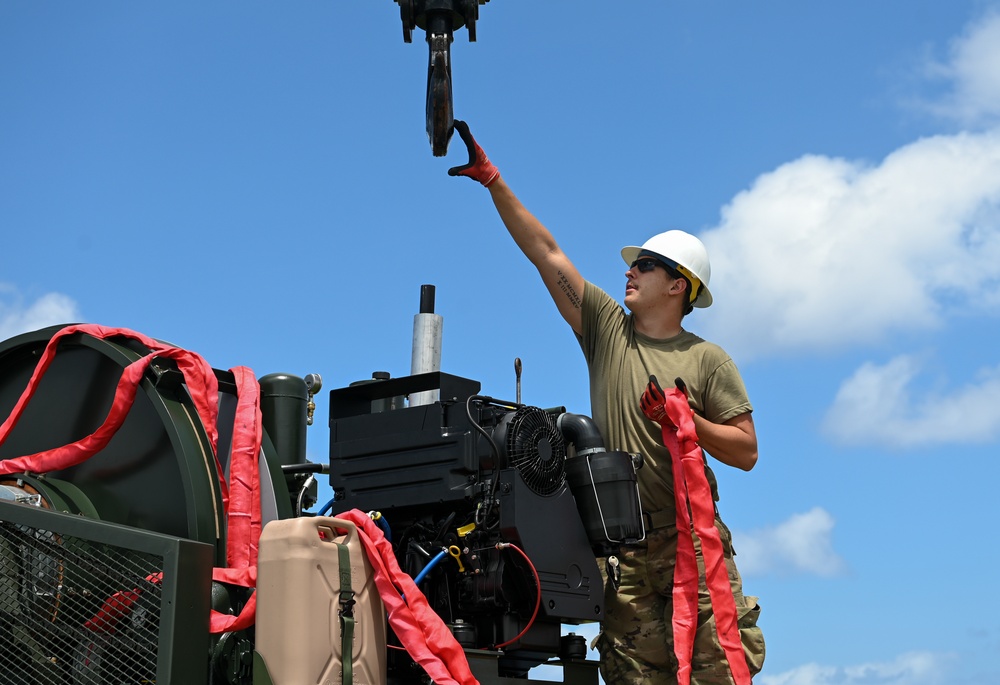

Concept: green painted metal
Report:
left=252, top=651, right=276, bottom=685
left=0, top=326, right=226, bottom=563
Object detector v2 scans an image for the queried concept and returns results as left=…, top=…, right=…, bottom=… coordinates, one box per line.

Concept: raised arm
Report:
left=449, top=121, right=585, bottom=334
left=485, top=177, right=584, bottom=333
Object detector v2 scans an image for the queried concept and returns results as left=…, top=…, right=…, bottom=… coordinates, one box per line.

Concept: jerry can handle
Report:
left=315, top=516, right=357, bottom=544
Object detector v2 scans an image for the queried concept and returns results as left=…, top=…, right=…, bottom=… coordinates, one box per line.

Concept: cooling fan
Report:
left=493, top=407, right=566, bottom=495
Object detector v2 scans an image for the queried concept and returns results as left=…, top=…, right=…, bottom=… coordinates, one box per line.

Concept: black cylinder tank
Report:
left=259, top=373, right=308, bottom=466
left=565, top=451, right=644, bottom=553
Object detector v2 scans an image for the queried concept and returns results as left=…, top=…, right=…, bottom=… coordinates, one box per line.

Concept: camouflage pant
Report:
left=596, top=517, right=765, bottom=684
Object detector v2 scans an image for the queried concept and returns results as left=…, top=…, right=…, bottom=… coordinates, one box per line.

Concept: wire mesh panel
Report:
left=0, top=501, right=213, bottom=685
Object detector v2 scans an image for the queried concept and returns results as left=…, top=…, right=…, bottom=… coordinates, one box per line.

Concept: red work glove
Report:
left=640, top=375, right=678, bottom=430
left=448, top=120, right=500, bottom=187
left=640, top=374, right=673, bottom=429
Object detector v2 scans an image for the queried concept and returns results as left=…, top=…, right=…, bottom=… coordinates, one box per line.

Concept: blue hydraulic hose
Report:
left=318, top=497, right=336, bottom=516
left=413, top=548, right=449, bottom=586
left=374, top=513, right=392, bottom=542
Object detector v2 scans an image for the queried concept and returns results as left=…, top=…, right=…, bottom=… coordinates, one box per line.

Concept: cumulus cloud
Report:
left=731, top=507, right=846, bottom=578
left=920, top=9, right=1000, bottom=127
left=758, top=651, right=956, bottom=685
left=696, top=9, right=1000, bottom=360
left=822, top=355, right=1000, bottom=448
left=0, top=286, right=80, bottom=340
left=699, top=131, right=1000, bottom=359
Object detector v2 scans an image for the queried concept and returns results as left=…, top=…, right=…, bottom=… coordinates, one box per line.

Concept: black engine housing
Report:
left=328, top=371, right=623, bottom=677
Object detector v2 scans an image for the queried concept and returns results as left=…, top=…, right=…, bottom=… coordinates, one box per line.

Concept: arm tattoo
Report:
left=555, top=271, right=582, bottom=309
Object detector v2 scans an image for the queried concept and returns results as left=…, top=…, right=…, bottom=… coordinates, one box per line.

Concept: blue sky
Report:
left=3, top=2, right=1000, bottom=684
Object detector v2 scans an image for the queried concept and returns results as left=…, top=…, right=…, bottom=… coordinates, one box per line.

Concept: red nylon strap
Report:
left=207, top=366, right=263, bottom=633
left=84, top=572, right=164, bottom=634
left=0, top=325, right=223, bottom=489
left=210, top=566, right=259, bottom=633
left=660, top=387, right=752, bottom=685
left=226, top=366, right=263, bottom=570
left=335, top=508, right=479, bottom=685
left=207, top=366, right=264, bottom=634
left=0, top=324, right=263, bottom=635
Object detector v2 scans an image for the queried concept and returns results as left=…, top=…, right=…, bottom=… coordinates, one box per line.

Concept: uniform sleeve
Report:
left=577, top=281, right=621, bottom=365
left=702, top=356, right=753, bottom=424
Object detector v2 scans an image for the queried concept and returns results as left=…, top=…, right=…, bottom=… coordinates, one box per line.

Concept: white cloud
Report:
left=731, top=507, right=846, bottom=578
left=920, top=9, right=1000, bottom=127
left=0, top=285, right=80, bottom=341
left=699, top=130, right=1000, bottom=360
left=696, top=9, right=1000, bottom=361
left=822, top=355, right=1000, bottom=448
left=758, top=651, right=956, bottom=685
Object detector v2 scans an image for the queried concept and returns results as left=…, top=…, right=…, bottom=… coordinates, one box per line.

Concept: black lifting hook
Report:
left=394, top=0, right=491, bottom=156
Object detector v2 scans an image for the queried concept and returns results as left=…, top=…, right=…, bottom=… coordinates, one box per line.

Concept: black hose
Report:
left=465, top=394, right=522, bottom=526
left=556, top=413, right=607, bottom=455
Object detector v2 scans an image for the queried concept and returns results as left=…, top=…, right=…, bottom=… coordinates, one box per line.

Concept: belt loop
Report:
left=643, top=508, right=677, bottom=531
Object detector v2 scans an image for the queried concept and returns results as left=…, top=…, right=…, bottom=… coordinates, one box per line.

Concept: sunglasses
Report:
left=631, top=257, right=697, bottom=300
left=630, top=258, right=664, bottom=273
left=632, top=257, right=676, bottom=278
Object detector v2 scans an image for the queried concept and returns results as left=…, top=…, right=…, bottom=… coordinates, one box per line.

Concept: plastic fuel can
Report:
left=255, top=516, right=387, bottom=684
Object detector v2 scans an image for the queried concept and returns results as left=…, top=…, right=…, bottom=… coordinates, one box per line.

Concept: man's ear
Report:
left=669, top=277, right=688, bottom=298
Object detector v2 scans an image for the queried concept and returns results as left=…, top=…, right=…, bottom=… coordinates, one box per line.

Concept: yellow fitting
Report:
left=448, top=545, right=465, bottom=572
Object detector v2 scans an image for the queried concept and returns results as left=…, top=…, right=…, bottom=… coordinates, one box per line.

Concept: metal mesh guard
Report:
left=0, top=516, right=164, bottom=684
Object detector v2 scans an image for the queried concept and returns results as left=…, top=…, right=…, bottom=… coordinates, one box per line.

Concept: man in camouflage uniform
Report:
left=448, top=121, right=765, bottom=683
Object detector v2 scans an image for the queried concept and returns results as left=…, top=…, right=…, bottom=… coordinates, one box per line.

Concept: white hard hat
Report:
left=621, top=230, right=713, bottom=308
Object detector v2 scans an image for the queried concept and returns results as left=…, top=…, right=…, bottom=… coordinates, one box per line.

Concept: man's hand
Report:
left=640, top=375, right=676, bottom=430
left=448, top=120, right=500, bottom=187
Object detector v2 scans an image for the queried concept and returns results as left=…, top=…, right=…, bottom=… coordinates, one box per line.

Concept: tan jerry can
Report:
left=255, top=516, right=387, bottom=685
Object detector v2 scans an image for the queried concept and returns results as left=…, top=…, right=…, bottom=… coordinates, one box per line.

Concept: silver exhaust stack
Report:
left=409, top=284, right=443, bottom=406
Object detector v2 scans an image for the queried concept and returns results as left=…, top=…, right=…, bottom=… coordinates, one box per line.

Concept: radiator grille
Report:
left=0, top=502, right=213, bottom=685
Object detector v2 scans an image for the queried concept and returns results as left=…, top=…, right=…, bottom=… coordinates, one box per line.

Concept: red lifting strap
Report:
left=0, top=325, right=223, bottom=490
left=84, top=571, right=164, bottom=634
left=225, top=366, right=263, bottom=570
left=659, top=387, right=752, bottom=685
left=0, top=324, right=262, bottom=634
left=334, top=509, right=480, bottom=685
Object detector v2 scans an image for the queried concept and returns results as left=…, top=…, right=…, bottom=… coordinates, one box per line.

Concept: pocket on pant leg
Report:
left=738, top=596, right=765, bottom=675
